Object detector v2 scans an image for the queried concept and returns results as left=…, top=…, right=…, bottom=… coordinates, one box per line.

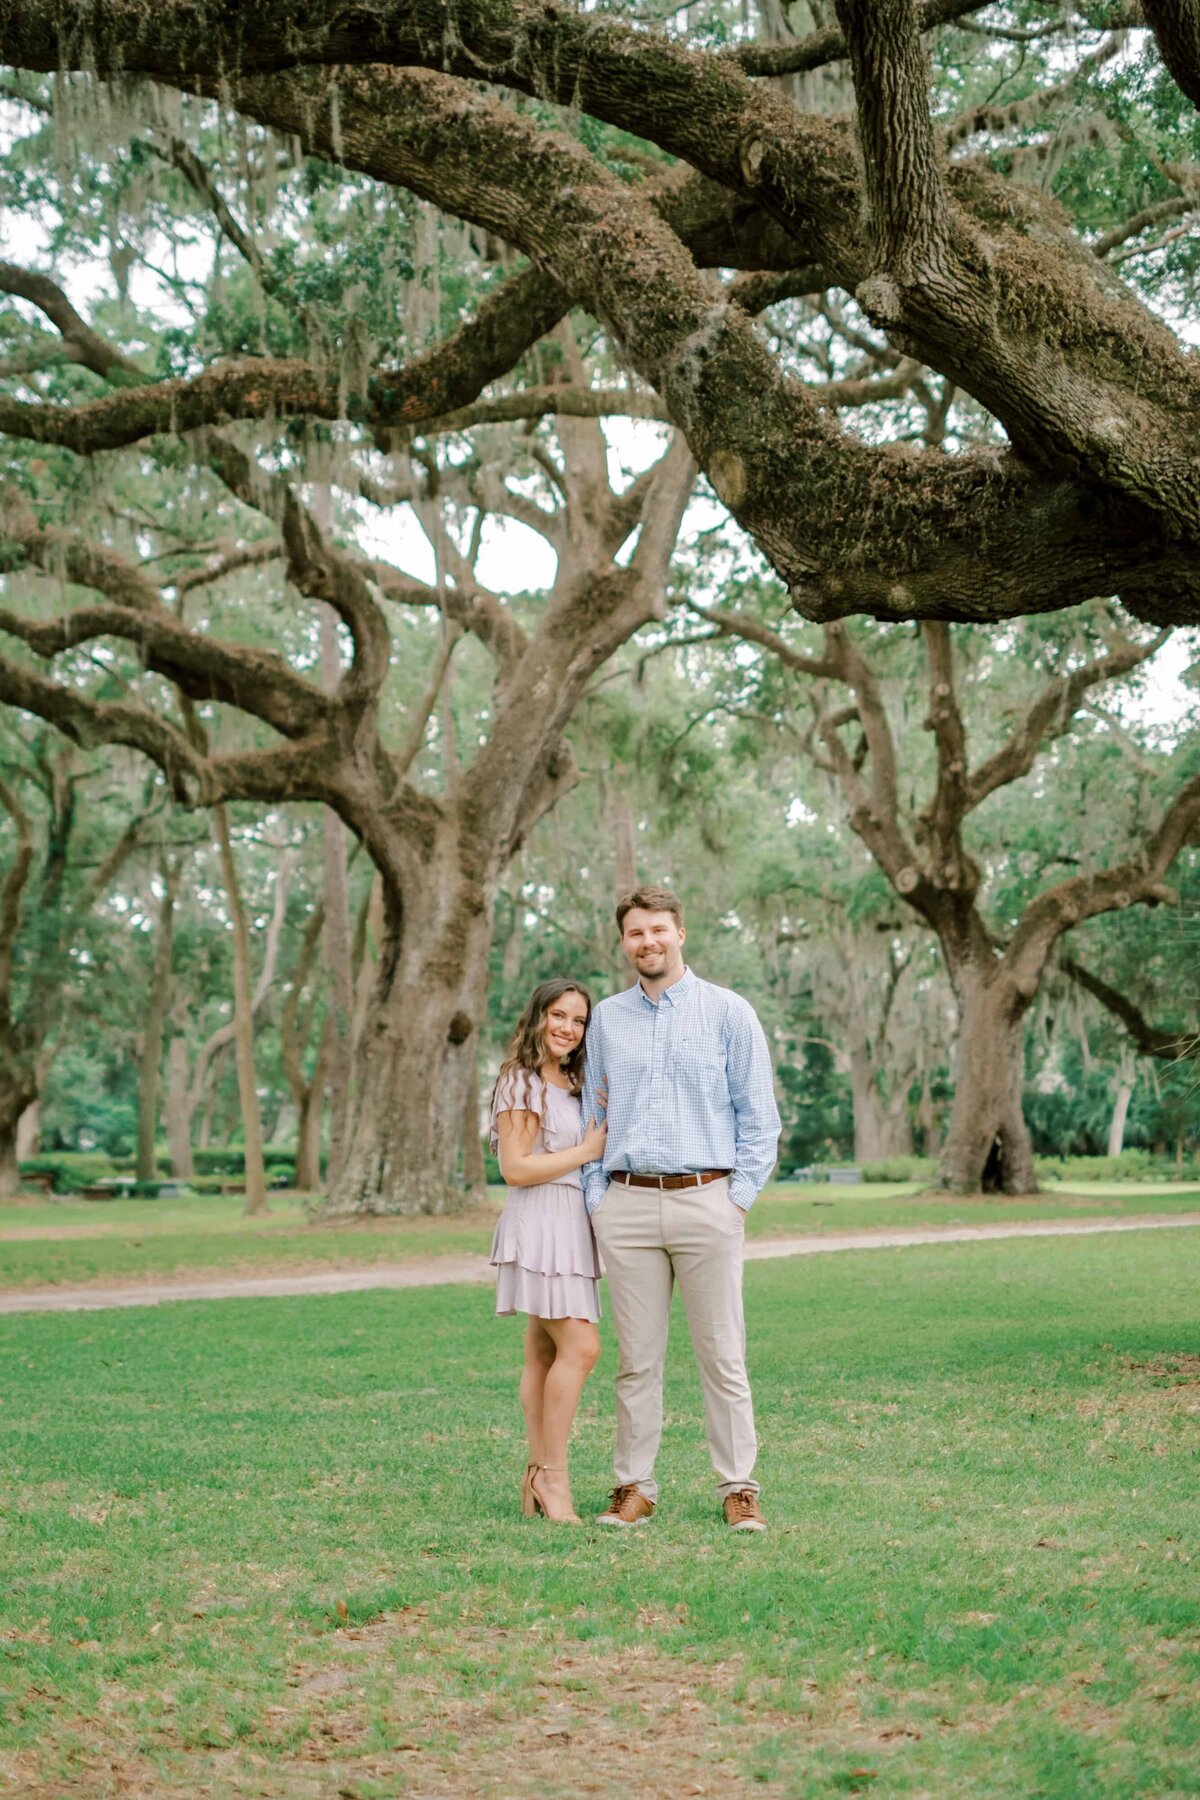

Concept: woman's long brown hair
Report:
left=493, top=977, right=593, bottom=1102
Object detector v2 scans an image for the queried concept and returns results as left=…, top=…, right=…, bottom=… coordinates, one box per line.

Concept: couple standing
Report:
left=488, top=885, right=781, bottom=1530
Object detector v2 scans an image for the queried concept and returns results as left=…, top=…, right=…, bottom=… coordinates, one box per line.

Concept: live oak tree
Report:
left=5, top=2, right=1200, bottom=1200
left=692, top=593, right=1199, bottom=1192
left=0, top=217, right=695, bottom=1215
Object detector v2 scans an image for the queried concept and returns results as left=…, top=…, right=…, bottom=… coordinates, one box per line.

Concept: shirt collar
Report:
left=638, top=965, right=696, bottom=1008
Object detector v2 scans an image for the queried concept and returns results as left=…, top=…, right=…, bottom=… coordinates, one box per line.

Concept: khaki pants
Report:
left=591, top=1176, right=758, bottom=1502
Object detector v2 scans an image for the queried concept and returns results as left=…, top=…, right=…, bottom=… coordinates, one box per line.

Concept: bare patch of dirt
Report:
left=1124, top=1353, right=1200, bottom=1385
left=0, top=1619, right=930, bottom=1799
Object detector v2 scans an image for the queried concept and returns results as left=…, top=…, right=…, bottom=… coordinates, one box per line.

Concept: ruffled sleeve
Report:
left=488, top=1067, right=546, bottom=1154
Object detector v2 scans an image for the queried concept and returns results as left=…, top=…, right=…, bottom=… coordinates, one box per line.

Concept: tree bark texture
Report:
left=937, top=966, right=1037, bottom=1196
left=327, top=833, right=495, bottom=1217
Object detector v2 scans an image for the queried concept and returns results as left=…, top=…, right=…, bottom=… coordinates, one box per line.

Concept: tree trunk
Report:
left=136, top=862, right=177, bottom=1182
left=16, top=1096, right=41, bottom=1162
left=0, top=1113, right=18, bottom=1198
left=1107, top=1081, right=1134, bottom=1158
left=937, top=968, right=1038, bottom=1196
left=849, top=1045, right=887, bottom=1164
left=0, top=1065, right=35, bottom=1196
left=293, top=1010, right=332, bottom=1193
left=197, top=1041, right=228, bottom=1150
left=324, top=863, right=494, bottom=1217
left=321, top=806, right=355, bottom=1191
left=165, top=1035, right=195, bottom=1177
left=460, top=1033, right=487, bottom=1203
left=213, top=806, right=268, bottom=1217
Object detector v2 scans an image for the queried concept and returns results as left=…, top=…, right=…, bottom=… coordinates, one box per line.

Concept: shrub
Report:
left=18, top=1153, right=121, bottom=1192
left=859, top=1155, right=937, bottom=1183
left=1037, top=1150, right=1197, bottom=1183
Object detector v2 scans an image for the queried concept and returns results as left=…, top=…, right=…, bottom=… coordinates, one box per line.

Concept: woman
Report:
left=489, top=978, right=606, bottom=1524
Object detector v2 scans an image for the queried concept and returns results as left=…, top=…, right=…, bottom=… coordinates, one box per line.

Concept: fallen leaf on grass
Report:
left=335, top=1599, right=349, bottom=1622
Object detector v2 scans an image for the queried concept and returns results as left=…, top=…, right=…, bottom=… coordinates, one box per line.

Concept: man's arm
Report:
left=580, top=1016, right=609, bottom=1215
left=724, top=1002, right=782, bottom=1212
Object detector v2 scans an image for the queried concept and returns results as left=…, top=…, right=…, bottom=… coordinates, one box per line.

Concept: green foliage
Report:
left=3, top=1236, right=1200, bottom=1793
left=859, top=1155, right=938, bottom=1183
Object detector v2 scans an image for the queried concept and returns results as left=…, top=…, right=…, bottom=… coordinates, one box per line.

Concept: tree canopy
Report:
left=2, top=1, right=1200, bottom=1204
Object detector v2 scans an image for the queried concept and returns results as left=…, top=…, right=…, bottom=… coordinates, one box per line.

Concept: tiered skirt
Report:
left=490, top=1179, right=601, bottom=1322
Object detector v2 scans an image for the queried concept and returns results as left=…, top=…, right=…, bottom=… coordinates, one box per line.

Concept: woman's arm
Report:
left=496, top=1108, right=607, bottom=1188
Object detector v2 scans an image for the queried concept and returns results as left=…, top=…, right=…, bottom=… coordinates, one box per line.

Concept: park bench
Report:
left=20, top=1169, right=57, bottom=1195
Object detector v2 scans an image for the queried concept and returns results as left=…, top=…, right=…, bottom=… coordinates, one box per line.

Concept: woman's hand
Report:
left=580, top=1117, right=608, bottom=1161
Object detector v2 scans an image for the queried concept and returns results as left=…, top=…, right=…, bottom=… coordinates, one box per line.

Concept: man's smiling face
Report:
left=620, top=907, right=686, bottom=985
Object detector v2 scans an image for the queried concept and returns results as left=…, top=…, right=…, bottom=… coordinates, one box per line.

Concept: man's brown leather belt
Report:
left=611, top=1170, right=731, bottom=1191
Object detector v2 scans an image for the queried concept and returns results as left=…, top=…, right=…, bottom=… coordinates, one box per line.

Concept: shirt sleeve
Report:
left=579, top=1018, right=609, bottom=1215
left=723, top=1002, right=781, bottom=1211
left=487, top=1067, right=545, bottom=1154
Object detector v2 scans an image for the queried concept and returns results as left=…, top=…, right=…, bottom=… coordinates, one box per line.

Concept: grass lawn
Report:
left=1, top=1230, right=1198, bottom=1797
left=3, top=1179, right=1200, bottom=1293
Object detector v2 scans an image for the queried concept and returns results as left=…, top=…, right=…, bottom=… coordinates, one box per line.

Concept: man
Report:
left=581, top=885, right=781, bottom=1531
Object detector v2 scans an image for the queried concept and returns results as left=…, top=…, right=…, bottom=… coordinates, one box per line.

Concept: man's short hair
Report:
left=616, top=885, right=685, bottom=932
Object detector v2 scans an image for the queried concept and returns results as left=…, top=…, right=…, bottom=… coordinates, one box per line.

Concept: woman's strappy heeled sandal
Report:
left=529, top=1464, right=581, bottom=1524
left=520, top=1462, right=540, bottom=1517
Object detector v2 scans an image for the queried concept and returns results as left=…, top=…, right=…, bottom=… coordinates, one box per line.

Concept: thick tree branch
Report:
left=1061, top=955, right=1199, bottom=1060
left=7, top=7, right=1200, bottom=625
left=833, top=0, right=949, bottom=278
left=1143, top=0, right=1200, bottom=112
left=198, top=433, right=392, bottom=709
left=816, top=625, right=930, bottom=903
left=919, top=621, right=971, bottom=875
left=1005, top=771, right=1200, bottom=993
left=0, top=599, right=330, bottom=739
left=0, top=515, right=332, bottom=737
left=0, top=262, right=143, bottom=382
left=684, top=602, right=836, bottom=676
left=965, top=625, right=1171, bottom=811
left=213, top=64, right=1200, bottom=627
left=1093, top=195, right=1193, bottom=258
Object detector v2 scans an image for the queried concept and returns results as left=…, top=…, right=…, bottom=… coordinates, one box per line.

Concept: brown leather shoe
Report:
left=723, top=1489, right=767, bottom=1532
left=596, top=1485, right=655, bottom=1527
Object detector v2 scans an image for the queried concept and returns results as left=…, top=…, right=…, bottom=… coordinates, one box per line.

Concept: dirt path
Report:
left=2, top=1211, right=1198, bottom=1314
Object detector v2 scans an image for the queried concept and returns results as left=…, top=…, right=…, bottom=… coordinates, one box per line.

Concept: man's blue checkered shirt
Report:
left=580, top=966, right=781, bottom=1214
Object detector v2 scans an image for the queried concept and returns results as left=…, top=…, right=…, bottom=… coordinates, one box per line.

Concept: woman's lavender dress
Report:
left=488, top=1068, right=601, bottom=1323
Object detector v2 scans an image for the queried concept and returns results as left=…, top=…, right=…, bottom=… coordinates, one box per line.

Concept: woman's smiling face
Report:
left=541, top=990, right=590, bottom=1061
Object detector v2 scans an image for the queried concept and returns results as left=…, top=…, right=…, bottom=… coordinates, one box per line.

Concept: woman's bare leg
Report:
left=520, top=1318, right=557, bottom=1466
left=532, top=1317, right=601, bottom=1519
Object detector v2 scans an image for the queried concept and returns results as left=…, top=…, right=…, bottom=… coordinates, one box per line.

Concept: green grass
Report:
left=3, top=1179, right=1200, bottom=1293
left=2, top=1232, right=1199, bottom=1796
